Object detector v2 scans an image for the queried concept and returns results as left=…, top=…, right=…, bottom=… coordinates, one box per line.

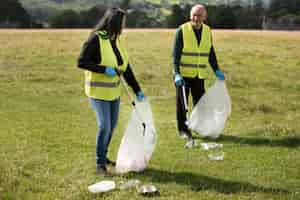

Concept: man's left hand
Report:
left=215, top=70, right=225, bottom=80
left=136, top=91, right=145, bottom=102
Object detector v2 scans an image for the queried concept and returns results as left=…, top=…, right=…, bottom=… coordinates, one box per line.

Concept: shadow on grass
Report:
left=213, top=135, right=300, bottom=148
left=141, top=168, right=288, bottom=194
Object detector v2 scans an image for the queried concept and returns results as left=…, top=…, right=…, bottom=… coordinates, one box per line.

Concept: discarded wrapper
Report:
left=184, top=139, right=195, bottom=149
left=137, top=185, right=159, bottom=196
left=88, top=180, right=116, bottom=193
left=208, top=152, right=224, bottom=161
left=119, top=179, right=141, bottom=190
left=201, top=143, right=223, bottom=150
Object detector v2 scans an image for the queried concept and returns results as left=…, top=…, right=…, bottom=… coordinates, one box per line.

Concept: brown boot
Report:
left=96, top=165, right=113, bottom=177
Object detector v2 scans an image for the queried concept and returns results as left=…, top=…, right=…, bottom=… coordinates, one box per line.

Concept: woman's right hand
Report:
left=136, top=91, right=146, bottom=102
left=105, top=67, right=117, bottom=77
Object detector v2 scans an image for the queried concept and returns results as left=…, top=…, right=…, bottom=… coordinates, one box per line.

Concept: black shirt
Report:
left=77, top=32, right=141, bottom=94
left=172, top=25, right=220, bottom=75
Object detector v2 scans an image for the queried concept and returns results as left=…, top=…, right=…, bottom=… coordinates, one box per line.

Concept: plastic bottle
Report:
left=208, top=152, right=224, bottom=161
left=119, top=179, right=141, bottom=190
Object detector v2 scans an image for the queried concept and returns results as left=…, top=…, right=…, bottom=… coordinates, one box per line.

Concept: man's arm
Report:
left=172, top=28, right=183, bottom=75
left=209, top=46, right=220, bottom=72
left=208, top=32, right=220, bottom=72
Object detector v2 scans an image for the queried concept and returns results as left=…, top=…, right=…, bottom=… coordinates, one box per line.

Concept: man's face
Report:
left=190, top=6, right=206, bottom=28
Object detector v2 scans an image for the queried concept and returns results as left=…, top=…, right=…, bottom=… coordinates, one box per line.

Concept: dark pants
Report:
left=176, top=77, right=205, bottom=134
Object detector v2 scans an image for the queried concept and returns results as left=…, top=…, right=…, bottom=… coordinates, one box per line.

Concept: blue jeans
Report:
left=89, top=97, right=120, bottom=166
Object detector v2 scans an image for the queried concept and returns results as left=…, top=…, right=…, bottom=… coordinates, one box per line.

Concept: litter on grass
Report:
left=119, top=179, right=141, bottom=190
left=137, top=184, right=159, bottom=196
left=184, top=140, right=223, bottom=150
left=208, top=152, right=225, bottom=161
left=88, top=180, right=116, bottom=193
left=200, top=142, right=223, bottom=150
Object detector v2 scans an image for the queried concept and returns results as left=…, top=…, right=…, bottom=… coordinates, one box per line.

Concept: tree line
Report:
left=1, top=0, right=300, bottom=29
left=0, top=0, right=32, bottom=28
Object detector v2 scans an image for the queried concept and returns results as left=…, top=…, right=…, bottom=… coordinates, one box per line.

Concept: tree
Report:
left=50, top=10, right=80, bottom=28
left=0, top=0, right=31, bottom=28
left=269, top=0, right=300, bottom=16
left=206, top=5, right=218, bottom=27
left=214, top=5, right=237, bottom=29
left=79, top=6, right=106, bottom=28
left=120, top=0, right=131, bottom=10
left=126, top=10, right=152, bottom=28
left=166, top=4, right=185, bottom=28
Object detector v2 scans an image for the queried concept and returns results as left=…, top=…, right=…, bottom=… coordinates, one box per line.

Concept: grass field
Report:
left=0, top=29, right=299, bottom=200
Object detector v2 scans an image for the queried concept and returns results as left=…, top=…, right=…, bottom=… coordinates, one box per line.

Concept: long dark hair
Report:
left=93, top=7, right=126, bottom=39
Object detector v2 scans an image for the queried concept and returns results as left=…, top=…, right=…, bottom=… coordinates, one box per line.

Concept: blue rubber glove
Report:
left=174, top=74, right=185, bottom=86
left=105, top=67, right=117, bottom=77
left=136, top=91, right=145, bottom=102
left=215, top=70, right=225, bottom=80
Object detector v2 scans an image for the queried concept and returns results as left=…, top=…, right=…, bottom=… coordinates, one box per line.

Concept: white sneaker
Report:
left=184, top=139, right=195, bottom=149
left=179, top=131, right=192, bottom=139
left=179, top=131, right=188, bottom=139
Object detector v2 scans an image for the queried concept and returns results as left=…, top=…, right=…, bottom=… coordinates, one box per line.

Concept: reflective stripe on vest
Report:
left=180, top=22, right=212, bottom=79
left=180, top=64, right=206, bottom=68
left=87, top=80, right=121, bottom=88
left=84, top=31, right=129, bottom=101
left=181, top=52, right=209, bottom=57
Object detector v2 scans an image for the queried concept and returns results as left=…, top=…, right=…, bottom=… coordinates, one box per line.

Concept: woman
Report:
left=77, top=7, right=145, bottom=176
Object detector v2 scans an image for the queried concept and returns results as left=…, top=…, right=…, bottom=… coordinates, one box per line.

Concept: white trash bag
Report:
left=116, top=99, right=157, bottom=173
left=186, top=80, right=231, bottom=139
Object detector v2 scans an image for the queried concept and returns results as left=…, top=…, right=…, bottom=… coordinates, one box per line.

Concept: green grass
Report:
left=0, top=29, right=299, bottom=200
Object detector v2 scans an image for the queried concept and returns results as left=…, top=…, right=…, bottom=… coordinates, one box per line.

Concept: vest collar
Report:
left=98, top=30, right=109, bottom=40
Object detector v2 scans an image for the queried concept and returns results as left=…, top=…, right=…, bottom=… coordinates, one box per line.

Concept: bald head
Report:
left=190, top=4, right=207, bottom=28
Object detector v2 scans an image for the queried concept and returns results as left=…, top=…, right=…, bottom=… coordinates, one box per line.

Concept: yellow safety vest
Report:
left=85, top=31, right=129, bottom=101
left=180, top=22, right=212, bottom=79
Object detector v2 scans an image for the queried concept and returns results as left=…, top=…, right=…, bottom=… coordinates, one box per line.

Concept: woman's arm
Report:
left=77, top=33, right=106, bottom=73
left=123, top=63, right=142, bottom=95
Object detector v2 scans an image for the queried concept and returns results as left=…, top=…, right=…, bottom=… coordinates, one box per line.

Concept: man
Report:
left=172, top=4, right=225, bottom=140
